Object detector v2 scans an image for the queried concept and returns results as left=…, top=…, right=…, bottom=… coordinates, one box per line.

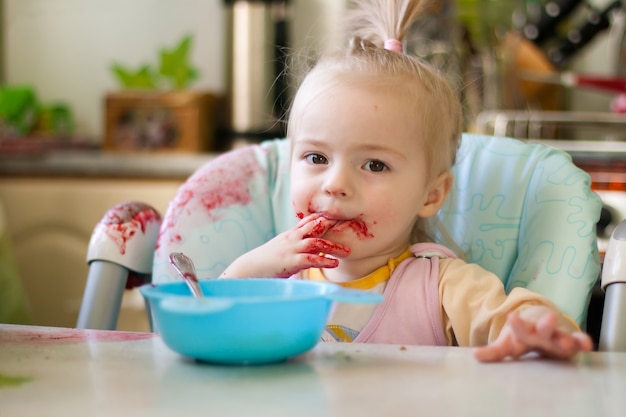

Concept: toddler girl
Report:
left=220, top=0, right=593, bottom=362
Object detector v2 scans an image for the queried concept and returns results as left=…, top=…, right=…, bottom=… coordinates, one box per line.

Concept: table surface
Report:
left=1, top=324, right=625, bottom=417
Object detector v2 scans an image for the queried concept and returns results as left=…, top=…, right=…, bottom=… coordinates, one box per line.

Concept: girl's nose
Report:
left=323, top=166, right=351, bottom=198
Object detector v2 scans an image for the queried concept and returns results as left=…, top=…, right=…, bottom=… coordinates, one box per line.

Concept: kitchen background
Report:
left=1, top=0, right=625, bottom=334
left=1, top=0, right=624, bottom=144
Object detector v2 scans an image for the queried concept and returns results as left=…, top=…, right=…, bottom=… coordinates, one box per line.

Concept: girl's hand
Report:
left=473, top=306, right=593, bottom=363
left=220, top=213, right=351, bottom=278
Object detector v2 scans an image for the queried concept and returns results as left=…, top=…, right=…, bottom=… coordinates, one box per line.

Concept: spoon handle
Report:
left=169, top=252, right=204, bottom=298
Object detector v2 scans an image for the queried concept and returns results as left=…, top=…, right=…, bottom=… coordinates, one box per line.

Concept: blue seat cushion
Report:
left=153, top=134, right=601, bottom=326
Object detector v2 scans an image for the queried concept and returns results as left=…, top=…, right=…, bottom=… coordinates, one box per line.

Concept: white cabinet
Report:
left=0, top=177, right=183, bottom=331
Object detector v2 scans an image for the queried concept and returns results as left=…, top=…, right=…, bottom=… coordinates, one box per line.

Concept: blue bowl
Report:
left=140, top=278, right=382, bottom=365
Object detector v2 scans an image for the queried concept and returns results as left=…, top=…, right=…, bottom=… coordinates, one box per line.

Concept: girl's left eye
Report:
left=364, top=160, right=388, bottom=172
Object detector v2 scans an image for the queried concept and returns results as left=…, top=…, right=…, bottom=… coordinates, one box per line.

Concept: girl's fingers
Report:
left=264, top=215, right=350, bottom=277
left=534, top=313, right=559, bottom=341
left=296, top=212, right=325, bottom=228
left=475, top=311, right=594, bottom=363
left=301, top=217, right=338, bottom=239
left=473, top=343, right=508, bottom=363
left=572, top=332, right=594, bottom=352
left=507, top=313, right=533, bottom=340
left=298, top=253, right=340, bottom=269
left=300, top=238, right=350, bottom=257
left=509, top=312, right=593, bottom=359
left=293, top=215, right=349, bottom=254
left=509, top=313, right=561, bottom=354
left=273, top=253, right=340, bottom=277
left=549, top=331, right=593, bottom=357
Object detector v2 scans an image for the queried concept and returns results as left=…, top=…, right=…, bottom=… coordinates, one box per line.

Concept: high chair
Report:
left=77, top=134, right=602, bottom=338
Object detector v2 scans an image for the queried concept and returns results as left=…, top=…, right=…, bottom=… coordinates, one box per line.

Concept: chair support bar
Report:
left=599, top=283, right=626, bottom=351
left=76, top=261, right=128, bottom=330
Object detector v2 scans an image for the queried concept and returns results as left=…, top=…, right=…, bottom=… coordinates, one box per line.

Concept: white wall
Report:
left=3, top=0, right=347, bottom=142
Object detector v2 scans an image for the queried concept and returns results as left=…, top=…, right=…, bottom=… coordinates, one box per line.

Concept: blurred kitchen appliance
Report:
left=499, top=0, right=623, bottom=110
left=518, top=70, right=626, bottom=94
left=521, top=0, right=623, bottom=68
left=521, top=0, right=584, bottom=46
left=223, top=0, right=290, bottom=145
left=544, top=0, right=623, bottom=68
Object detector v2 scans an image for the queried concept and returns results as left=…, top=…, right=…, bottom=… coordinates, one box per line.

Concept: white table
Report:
left=1, top=324, right=625, bottom=417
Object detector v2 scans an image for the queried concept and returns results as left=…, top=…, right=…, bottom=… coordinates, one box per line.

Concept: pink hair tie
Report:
left=384, top=39, right=403, bottom=53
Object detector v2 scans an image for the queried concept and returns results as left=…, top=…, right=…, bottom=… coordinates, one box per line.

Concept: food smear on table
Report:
left=0, top=327, right=157, bottom=345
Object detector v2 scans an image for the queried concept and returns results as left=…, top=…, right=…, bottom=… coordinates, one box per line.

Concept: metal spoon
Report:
left=169, top=252, right=204, bottom=298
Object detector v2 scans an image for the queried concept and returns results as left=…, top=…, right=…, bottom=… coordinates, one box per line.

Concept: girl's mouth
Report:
left=321, top=215, right=374, bottom=239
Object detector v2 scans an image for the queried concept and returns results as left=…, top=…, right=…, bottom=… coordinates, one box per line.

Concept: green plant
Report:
left=110, top=34, right=199, bottom=90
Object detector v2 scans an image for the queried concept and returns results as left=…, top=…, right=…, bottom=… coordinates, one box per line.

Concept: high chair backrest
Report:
left=77, top=134, right=601, bottom=331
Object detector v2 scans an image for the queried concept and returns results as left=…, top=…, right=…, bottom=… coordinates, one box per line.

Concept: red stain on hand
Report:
left=305, top=254, right=339, bottom=268
left=303, top=239, right=350, bottom=257
left=303, top=218, right=338, bottom=239
left=275, top=254, right=340, bottom=277
left=101, top=202, right=162, bottom=255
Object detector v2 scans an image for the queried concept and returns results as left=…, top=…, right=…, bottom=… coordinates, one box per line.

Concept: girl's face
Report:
left=290, top=80, right=451, bottom=276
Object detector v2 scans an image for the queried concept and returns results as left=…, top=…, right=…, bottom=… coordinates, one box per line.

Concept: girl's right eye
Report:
left=305, top=153, right=328, bottom=165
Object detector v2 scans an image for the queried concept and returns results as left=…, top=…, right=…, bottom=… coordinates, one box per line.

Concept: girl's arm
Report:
left=438, top=259, right=593, bottom=361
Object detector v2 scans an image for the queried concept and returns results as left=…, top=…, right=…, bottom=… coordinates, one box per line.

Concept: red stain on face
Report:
left=331, top=218, right=374, bottom=239
left=300, top=204, right=375, bottom=240
left=157, top=149, right=263, bottom=248
left=101, top=202, right=162, bottom=255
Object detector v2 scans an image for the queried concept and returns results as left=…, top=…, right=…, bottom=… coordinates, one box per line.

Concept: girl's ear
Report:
left=417, top=171, right=453, bottom=218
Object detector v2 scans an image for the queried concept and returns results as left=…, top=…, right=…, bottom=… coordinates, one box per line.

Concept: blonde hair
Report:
left=287, top=0, right=463, bottom=245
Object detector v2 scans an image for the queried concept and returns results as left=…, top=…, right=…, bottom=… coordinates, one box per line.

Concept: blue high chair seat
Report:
left=77, top=133, right=601, bottom=331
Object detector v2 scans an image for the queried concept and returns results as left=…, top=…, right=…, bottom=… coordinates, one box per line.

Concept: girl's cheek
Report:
left=291, top=194, right=310, bottom=219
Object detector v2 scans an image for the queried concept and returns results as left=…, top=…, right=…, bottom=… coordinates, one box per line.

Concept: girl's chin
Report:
left=320, top=231, right=353, bottom=249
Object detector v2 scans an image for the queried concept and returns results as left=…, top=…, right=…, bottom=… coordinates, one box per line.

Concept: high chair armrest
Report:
left=77, top=201, right=162, bottom=330
left=86, top=201, right=162, bottom=273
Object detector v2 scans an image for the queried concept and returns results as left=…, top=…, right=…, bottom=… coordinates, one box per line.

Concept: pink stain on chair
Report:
left=101, top=202, right=162, bottom=255
left=157, top=148, right=263, bottom=248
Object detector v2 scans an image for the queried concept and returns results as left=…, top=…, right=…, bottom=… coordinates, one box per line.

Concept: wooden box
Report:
left=104, top=91, right=218, bottom=152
